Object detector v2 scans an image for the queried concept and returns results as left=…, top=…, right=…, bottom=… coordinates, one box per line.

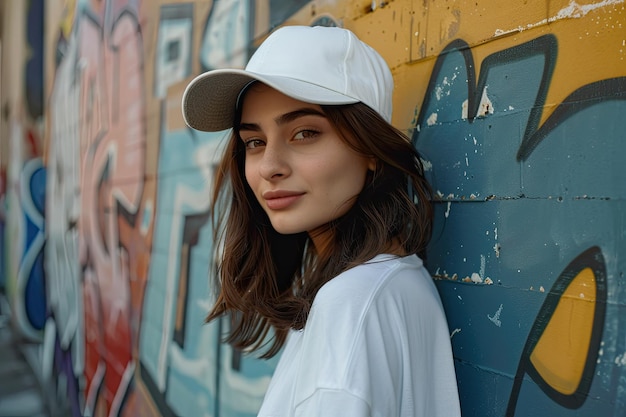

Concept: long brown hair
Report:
left=206, top=102, right=433, bottom=358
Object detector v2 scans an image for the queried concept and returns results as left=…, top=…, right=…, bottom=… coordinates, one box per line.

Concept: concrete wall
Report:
left=1, top=0, right=624, bottom=416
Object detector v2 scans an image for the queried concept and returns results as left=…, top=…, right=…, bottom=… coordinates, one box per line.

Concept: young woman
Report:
left=182, top=25, right=461, bottom=417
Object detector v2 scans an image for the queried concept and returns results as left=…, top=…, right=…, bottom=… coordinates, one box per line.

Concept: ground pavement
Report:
left=0, top=296, right=49, bottom=417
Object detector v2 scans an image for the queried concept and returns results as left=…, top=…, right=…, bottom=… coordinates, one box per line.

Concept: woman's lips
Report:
left=263, top=191, right=305, bottom=210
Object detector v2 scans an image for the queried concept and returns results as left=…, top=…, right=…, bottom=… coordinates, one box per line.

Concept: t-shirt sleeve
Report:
left=291, top=257, right=460, bottom=417
left=290, top=261, right=409, bottom=414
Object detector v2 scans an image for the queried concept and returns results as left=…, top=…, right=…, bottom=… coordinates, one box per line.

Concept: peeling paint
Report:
left=479, top=255, right=486, bottom=278
left=451, top=328, right=462, bottom=338
left=456, top=272, right=494, bottom=285
left=477, top=86, right=494, bottom=117
left=427, top=112, right=438, bottom=126
left=488, top=304, right=503, bottom=327
left=471, top=272, right=483, bottom=283
left=445, top=201, right=452, bottom=218
left=494, top=0, right=625, bottom=36
left=433, top=271, right=460, bottom=282
left=367, top=0, right=390, bottom=12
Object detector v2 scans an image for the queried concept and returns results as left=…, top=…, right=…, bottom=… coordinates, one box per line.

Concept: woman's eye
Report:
left=293, top=129, right=319, bottom=140
left=244, top=138, right=265, bottom=149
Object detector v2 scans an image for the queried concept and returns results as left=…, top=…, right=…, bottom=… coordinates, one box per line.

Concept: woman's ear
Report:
left=367, top=157, right=377, bottom=171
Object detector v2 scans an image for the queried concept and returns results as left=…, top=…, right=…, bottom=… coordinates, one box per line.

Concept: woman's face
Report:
left=239, top=83, right=374, bottom=244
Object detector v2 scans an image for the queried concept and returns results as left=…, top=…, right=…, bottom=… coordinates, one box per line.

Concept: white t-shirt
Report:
left=258, top=254, right=461, bottom=417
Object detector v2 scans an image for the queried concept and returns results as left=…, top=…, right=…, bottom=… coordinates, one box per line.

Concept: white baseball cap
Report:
left=181, top=25, right=394, bottom=132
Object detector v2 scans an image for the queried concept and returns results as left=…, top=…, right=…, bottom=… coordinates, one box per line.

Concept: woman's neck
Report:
left=385, top=239, right=408, bottom=257
left=309, top=224, right=407, bottom=260
left=308, top=223, right=334, bottom=258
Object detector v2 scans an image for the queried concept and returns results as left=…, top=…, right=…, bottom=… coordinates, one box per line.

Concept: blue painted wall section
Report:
left=25, top=0, right=44, bottom=119
left=414, top=34, right=626, bottom=417
left=17, top=158, right=47, bottom=338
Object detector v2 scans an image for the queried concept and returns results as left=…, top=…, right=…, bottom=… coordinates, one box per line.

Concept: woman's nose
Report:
left=258, top=141, right=291, bottom=180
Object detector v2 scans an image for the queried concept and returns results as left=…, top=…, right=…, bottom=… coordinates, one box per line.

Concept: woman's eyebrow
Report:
left=275, top=107, right=326, bottom=125
left=238, top=122, right=261, bottom=132
left=239, top=107, right=326, bottom=132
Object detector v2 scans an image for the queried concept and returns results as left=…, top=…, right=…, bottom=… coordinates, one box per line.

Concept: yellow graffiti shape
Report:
left=529, top=267, right=597, bottom=395
left=61, top=0, right=77, bottom=38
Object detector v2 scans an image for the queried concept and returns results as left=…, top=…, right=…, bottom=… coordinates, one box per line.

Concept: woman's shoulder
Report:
left=324, top=253, right=427, bottom=287
left=313, top=254, right=435, bottom=310
left=303, top=253, right=448, bottom=360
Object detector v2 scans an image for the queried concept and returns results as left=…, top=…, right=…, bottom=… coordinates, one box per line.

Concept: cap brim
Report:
left=182, top=69, right=360, bottom=132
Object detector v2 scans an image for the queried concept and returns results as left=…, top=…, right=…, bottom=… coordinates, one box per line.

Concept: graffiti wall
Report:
left=1, top=0, right=623, bottom=416
left=1, top=0, right=47, bottom=341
